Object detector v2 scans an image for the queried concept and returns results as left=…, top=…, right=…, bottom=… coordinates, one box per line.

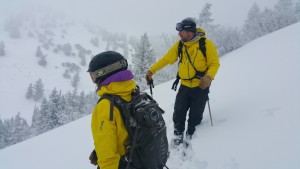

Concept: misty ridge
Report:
left=0, top=1, right=299, bottom=149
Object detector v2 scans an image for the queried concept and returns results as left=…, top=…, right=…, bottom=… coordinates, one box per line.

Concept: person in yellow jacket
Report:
left=146, top=17, right=220, bottom=146
left=88, top=51, right=136, bottom=169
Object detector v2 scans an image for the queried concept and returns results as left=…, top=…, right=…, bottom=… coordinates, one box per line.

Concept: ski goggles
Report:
left=92, top=59, right=128, bottom=81
left=176, top=22, right=193, bottom=31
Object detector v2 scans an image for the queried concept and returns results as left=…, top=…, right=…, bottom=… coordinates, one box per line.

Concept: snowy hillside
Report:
left=0, top=14, right=135, bottom=123
left=0, top=22, right=299, bottom=169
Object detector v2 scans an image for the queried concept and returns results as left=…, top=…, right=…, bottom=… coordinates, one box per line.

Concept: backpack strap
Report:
left=178, top=41, right=184, bottom=63
left=199, top=37, right=206, bottom=58
left=99, top=95, right=115, bottom=121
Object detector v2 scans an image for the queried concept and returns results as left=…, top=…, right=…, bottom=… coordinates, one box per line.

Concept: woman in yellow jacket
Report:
left=146, top=17, right=220, bottom=146
left=88, top=51, right=136, bottom=169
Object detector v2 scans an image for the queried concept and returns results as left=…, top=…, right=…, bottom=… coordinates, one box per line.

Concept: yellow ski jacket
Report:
left=91, top=80, right=136, bottom=169
left=149, top=28, right=220, bottom=88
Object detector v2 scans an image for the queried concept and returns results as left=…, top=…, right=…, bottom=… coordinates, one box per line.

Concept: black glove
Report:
left=89, top=149, right=98, bottom=166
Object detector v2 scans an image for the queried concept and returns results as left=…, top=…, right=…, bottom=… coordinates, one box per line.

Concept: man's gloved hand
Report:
left=146, top=70, right=153, bottom=85
left=89, top=149, right=98, bottom=166
left=199, top=74, right=212, bottom=89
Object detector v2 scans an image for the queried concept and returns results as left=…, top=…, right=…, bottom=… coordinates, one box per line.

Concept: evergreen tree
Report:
left=296, top=0, right=300, bottom=21
left=31, top=105, right=41, bottom=135
left=260, top=8, right=278, bottom=34
left=36, top=98, right=50, bottom=134
left=214, top=26, right=244, bottom=56
left=57, top=94, right=69, bottom=125
left=132, top=33, right=155, bottom=87
left=33, top=78, right=44, bottom=101
left=62, top=43, right=72, bottom=56
left=71, top=72, right=80, bottom=88
left=36, top=46, right=44, bottom=58
left=38, top=55, right=47, bottom=67
left=63, top=70, right=71, bottom=79
left=2, top=113, right=30, bottom=147
left=198, top=3, right=214, bottom=28
left=11, top=113, right=31, bottom=144
left=243, top=3, right=263, bottom=41
left=25, top=83, right=34, bottom=99
left=3, top=118, right=14, bottom=147
left=0, top=41, right=5, bottom=56
left=0, top=119, right=7, bottom=149
left=274, top=0, right=297, bottom=29
left=46, top=88, right=61, bottom=129
left=78, top=91, right=87, bottom=116
left=64, top=89, right=80, bottom=121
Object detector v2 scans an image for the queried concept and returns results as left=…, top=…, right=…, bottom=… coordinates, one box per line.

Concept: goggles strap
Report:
left=92, top=60, right=127, bottom=79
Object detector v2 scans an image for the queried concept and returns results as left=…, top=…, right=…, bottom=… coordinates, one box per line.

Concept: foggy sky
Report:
left=0, top=0, right=279, bottom=36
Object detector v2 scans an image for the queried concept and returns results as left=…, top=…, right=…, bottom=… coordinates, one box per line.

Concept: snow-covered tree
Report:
left=132, top=33, right=155, bottom=88
left=38, top=55, right=47, bottom=67
left=0, top=41, right=5, bottom=56
left=2, top=113, right=30, bottom=147
left=0, top=119, right=7, bottom=149
left=33, top=78, right=44, bottom=101
left=62, top=43, right=72, bottom=56
left=34, top=98, right=49, bottom=134
left=63, top=70, right=71, bottom=79
left=31, top=105, right=41, bottom=135
left=260, top=8, right=278, bottom=34
left=198, top=3, right=214, bottom=28
left=36, top=46, right=44, bottom=58
left=213, top=26, right=244, bottom=56
left=243, top=3, right=263, bottom=41
left=64, top=89, right=81, bottom=121
left=274, top=0, right=297, bottom=29
left=71, top=72, right=80, bottom=88
left=46, top=88, right=61, bottom=129
left=25, top=83, right=34, bottom=99
left=10, top=113, right=31, bottom=144
left=57, top=95, right=69, bottom=125
left=295, top=0, right=300, bottom=21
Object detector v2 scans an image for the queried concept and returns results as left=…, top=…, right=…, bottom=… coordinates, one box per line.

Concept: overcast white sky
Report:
left=0, top=0, right=279, bottom=36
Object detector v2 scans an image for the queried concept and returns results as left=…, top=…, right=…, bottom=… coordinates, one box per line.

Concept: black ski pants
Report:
left=173, top=85, right=209, bottom=136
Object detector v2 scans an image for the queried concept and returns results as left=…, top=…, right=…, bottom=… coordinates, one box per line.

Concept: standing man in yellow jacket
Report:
left=88, top=51, right=136, bottom=169
left=146, top=17, right=220, bottom=146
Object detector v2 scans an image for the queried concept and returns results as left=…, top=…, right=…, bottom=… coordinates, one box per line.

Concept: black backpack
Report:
left=100, top=88, right=169, bottom=169
left=171, top=37, right=207, bottom=91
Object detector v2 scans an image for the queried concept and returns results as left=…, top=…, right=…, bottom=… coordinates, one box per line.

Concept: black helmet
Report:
left=87, top=51, right=128, bottom=83
left=176, top=17, right=196, bottom=33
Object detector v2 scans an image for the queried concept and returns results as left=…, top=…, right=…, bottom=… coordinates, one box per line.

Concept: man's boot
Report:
left=184, top=133, right=192, bottom=148
left=171, top=131, right=183, bottom=148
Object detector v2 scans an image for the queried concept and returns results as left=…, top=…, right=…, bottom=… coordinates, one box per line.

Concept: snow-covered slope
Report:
left=0, top=22, right=299, bottom=169
left=0, top=15, right=132, bottom=123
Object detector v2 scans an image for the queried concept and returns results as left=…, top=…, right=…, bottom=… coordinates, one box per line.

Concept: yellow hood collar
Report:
left=98, top=79, right=136, bottom=100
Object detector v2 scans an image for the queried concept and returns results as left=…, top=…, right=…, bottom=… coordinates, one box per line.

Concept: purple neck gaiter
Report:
left=100, top=70, right=134, bottom=87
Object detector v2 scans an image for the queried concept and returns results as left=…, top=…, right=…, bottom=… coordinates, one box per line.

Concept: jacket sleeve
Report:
left=205, top=39, right=220, bottom=79
left=149, top=42, right=179, bottom=74
left=91, top=99, right=121, bottom=169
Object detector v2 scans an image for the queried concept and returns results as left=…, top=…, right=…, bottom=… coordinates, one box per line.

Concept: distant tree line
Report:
left=0, top=88, right=98, bottom=149
left=198, top=0, right=299, bottom=56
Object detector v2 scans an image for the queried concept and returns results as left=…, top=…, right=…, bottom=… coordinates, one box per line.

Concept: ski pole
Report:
left=146, top=76, right=154, bottom=98
left=149, top=79, right=154, bottom=98
left=207, top=100, right=213, bottom=126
